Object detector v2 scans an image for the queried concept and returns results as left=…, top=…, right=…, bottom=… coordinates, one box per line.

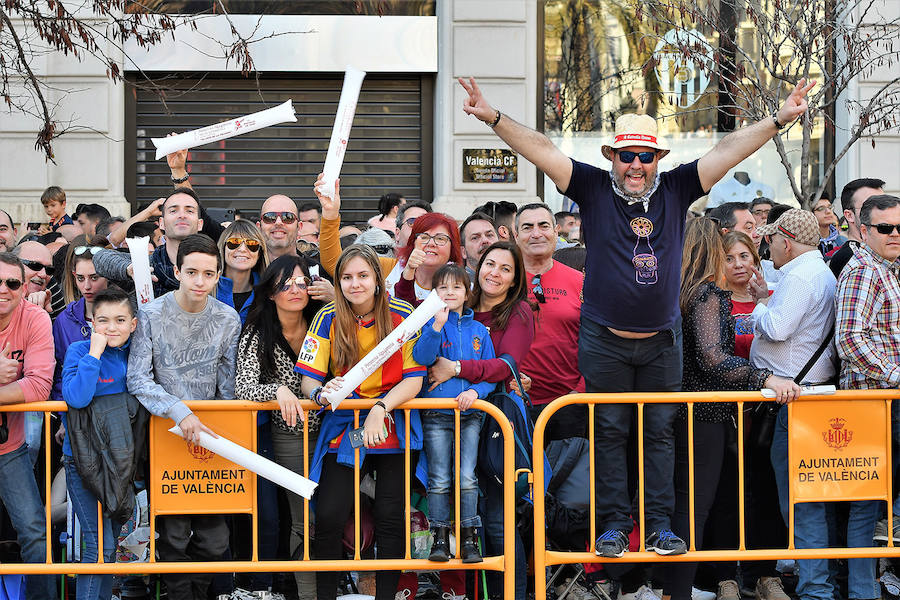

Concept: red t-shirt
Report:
left=731, top=299, right=756, bottom=359
left=520, top=261, right=585, bottom=405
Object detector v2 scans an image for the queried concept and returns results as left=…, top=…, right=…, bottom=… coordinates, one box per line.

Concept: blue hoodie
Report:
left=60, top=339, right=130, bottom=457
left=216, top=272, right=258, bottom=324
left=51, top=298, right=92, bottom=403
left=412, top=307, right=496, bottom=415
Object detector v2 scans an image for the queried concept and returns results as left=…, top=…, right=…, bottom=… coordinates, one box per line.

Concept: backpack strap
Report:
left=498, top=354, right=533, bottom=409
left=547, top=438, right=586, bottom=495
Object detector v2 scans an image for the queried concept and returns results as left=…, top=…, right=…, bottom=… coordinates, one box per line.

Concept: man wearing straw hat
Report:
left=459, top=76, right=815, bottom=558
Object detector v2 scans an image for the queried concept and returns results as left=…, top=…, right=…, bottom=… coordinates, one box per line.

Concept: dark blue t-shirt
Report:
left=564, top=158, right=704, bottom=332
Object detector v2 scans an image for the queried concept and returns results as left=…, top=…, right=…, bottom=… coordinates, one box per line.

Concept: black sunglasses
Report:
left=531, top=274, right=546, bottom=303
left=20, top=259, right=54, bottom=277
left=616, top=150, right=657, bottom=164
left=867, top=223, right=900, bottom=235
left=0, top=278, right=22, bottom=291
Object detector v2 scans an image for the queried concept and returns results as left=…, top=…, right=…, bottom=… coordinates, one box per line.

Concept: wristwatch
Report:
left=772, top=112, right=786, bottom=130
left=454, top=360, right=462, bottom=376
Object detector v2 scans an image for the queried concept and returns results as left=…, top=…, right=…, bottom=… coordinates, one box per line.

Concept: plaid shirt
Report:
left=836, top=244, right=900, bottom=389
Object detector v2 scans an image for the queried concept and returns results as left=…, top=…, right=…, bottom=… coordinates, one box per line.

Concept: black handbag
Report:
left=750, top=324, right=835, bottom=449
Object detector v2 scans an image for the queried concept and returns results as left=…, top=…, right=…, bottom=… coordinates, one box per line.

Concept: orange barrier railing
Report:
left=532, top=390, right=900, bottom=600
left=0, top=399, right=516, bottom=600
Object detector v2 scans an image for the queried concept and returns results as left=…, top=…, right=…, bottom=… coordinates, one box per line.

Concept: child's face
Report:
left=43, top=200, right=65, bottom=219
left=436, top=278, right=467, bottom=313
left=93, top=301, right=137, bottom=348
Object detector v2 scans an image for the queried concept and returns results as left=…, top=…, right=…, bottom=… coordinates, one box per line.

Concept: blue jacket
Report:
left=51, top=298, right=92, bottom=403
left=216, top=272, right=258, bottom=324
left=60, top=338, right=130, bottom=456
left=412, top=308, right=496, bottom=415
left=310, top=407, right=427, bottom=488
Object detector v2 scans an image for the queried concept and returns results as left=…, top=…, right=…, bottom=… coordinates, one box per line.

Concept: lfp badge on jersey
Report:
left=653, top=29, right=714, bottom=108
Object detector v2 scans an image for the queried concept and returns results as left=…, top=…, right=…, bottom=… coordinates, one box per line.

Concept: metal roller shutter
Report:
left=129, top=74, right=428, bottom=224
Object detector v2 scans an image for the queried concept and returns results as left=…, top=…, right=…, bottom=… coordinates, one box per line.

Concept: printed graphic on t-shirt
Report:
left=630, top=216, right=658, bottom=285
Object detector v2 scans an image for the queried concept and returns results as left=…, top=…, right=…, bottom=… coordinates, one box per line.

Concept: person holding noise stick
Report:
left=295, top=243, right=426, bottom=600
left=412, top=263, right=495, bottom=564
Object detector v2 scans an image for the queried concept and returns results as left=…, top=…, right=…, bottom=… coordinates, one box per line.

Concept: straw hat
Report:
left=756, top=208, right=821, bottom=247
left=601, top=114, right=670, bottom=161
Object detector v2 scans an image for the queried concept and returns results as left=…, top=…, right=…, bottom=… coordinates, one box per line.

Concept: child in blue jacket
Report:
left=61, top=288, right=137, bottom=600
left=413, top=263, right=495, bottom=564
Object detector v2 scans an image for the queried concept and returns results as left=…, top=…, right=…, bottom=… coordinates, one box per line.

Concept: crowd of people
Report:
left=0, top=74, right=898, bottom=600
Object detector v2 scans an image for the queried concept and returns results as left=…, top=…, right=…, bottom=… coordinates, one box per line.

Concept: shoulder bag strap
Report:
left=794, top=324, right=835, bottom=384
left=499, top=354, right=532, bottom=409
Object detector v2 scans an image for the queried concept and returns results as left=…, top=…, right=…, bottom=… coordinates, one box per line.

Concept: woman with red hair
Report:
left=389, top=212, right=462, bottom=306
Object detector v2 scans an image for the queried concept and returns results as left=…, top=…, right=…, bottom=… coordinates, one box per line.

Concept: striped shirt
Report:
left=836, top=244, right=900, bottom=389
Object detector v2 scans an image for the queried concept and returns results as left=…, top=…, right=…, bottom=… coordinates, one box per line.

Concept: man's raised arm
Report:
left=459, top=77, right=574, bottom=193
left=697, top=79, right=816, bottom=193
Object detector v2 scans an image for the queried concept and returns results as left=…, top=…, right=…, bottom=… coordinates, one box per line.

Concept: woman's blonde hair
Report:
left=217, top=220, right=269, bottom=276
left=722, top=230, right=761, bottom=269
left=680, top=217, right=725, bottom=314
left=332, top=245, right=393, bottom=374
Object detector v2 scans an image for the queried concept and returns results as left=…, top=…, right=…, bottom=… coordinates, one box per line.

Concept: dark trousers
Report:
left=480, top=478, right=527, bottom=600
left=661, top=419, right=736, bottom=600
left=157, top=514, right=229, bottom=600
left=742, top=405, right=786, bottom=586
left=579, top=316, right=682, bottom=533
left=313, top=452, right=411, bottom=600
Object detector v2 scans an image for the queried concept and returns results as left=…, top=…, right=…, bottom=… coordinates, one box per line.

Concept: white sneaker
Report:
left=619, top=585, right=661, bottom=600
left=693, top=587, right=717, bottom=600
left=441, top=592, right=467, bottom=600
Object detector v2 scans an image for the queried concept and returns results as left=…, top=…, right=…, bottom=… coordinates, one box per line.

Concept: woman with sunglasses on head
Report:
left=295, top=244, right=426, bottom=600
left=392, top=212, right=463, bottom=306
left=236, top=254, right=323, bottom=599
left=50, top=236, right=110, bottom=447
left=216, top=220, right=268, bottom=324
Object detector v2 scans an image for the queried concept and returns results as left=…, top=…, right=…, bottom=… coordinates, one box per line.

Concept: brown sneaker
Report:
left=755, top=577, right=790, bottom=600
left=717, top=580, right=740, bottom=600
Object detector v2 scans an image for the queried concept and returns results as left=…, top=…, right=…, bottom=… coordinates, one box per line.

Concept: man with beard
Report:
left=11, top=241, right=54, bottom=313
left=92, top=188, right=203, bottom=296
left=258, top=194, right=301, bottom=259
left=0, top=210, right=17, bottom=252
left=459, top=76, right=814, bottom=558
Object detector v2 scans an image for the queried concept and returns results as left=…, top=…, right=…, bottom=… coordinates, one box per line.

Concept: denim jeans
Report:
left=64, top=456, right=121, bottom=600
left=422, top=410, right=483, bottom=528
left=579, top=316, right=682, bottom=533
left=0, top=444, right=55, bottom=600
left=23, top=412, right=42, bottom=467
left=480, top=477, right=526, bottom=600
left=771, top=405, right=881, bottom=600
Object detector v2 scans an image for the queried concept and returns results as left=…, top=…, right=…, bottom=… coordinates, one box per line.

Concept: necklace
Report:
left=354, top=310, right=374, bottom=326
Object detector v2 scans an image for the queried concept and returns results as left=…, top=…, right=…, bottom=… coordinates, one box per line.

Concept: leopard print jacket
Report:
left=235, top=329, right=321, bottom=434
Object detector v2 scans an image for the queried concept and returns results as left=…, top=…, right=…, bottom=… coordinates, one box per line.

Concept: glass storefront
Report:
left=541, top=0, right=827, bottom=211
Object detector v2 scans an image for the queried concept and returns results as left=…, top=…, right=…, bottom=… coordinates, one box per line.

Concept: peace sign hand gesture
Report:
left=458, top=77, right=497, bottom=125
left=776, top=78, right=816, bottom=127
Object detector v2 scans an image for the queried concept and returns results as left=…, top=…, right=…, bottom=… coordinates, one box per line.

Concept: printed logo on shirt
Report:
left=98, top=377, right=114, bottom=383
left=297, top=336, right=319, bottom=364
left=473, top=337, right=481, bottom=352
left=630, top=217, right=658, bottom=286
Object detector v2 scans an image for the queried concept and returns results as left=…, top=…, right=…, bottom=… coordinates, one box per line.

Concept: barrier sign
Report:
left=790, top=399, right=890, bottom=502
left=150, top=410, right=256, bottom=515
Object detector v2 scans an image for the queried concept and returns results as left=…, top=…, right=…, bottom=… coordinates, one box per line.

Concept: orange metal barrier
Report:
left=532, top=390, right=900, bottom=600
left=0, top=399, right=516, bottom=600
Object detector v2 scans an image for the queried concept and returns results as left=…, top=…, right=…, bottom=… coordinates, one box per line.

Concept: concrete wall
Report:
left=0, top=12, right=128, bottom=225
left=431, top=0, right=540, bottom=220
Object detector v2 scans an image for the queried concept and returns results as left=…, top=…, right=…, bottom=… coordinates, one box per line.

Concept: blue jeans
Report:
left=423, top=410, right=483, bottom=528
left=0, top=444, right=55, bottom=600
left=64, top=457, right=121, bottom=600
left=23, top=412, right=42, bottom=467
left=579, top=316, right=682, bottom=533
left=771, top=405, right=881, bottom=600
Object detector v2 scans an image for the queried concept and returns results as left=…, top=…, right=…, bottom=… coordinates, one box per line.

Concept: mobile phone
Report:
left=348, top=426, right=366, bottom=448
left=309, top=264, right=321, bottom=282
left=27, top=222, right=42, bottom=230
